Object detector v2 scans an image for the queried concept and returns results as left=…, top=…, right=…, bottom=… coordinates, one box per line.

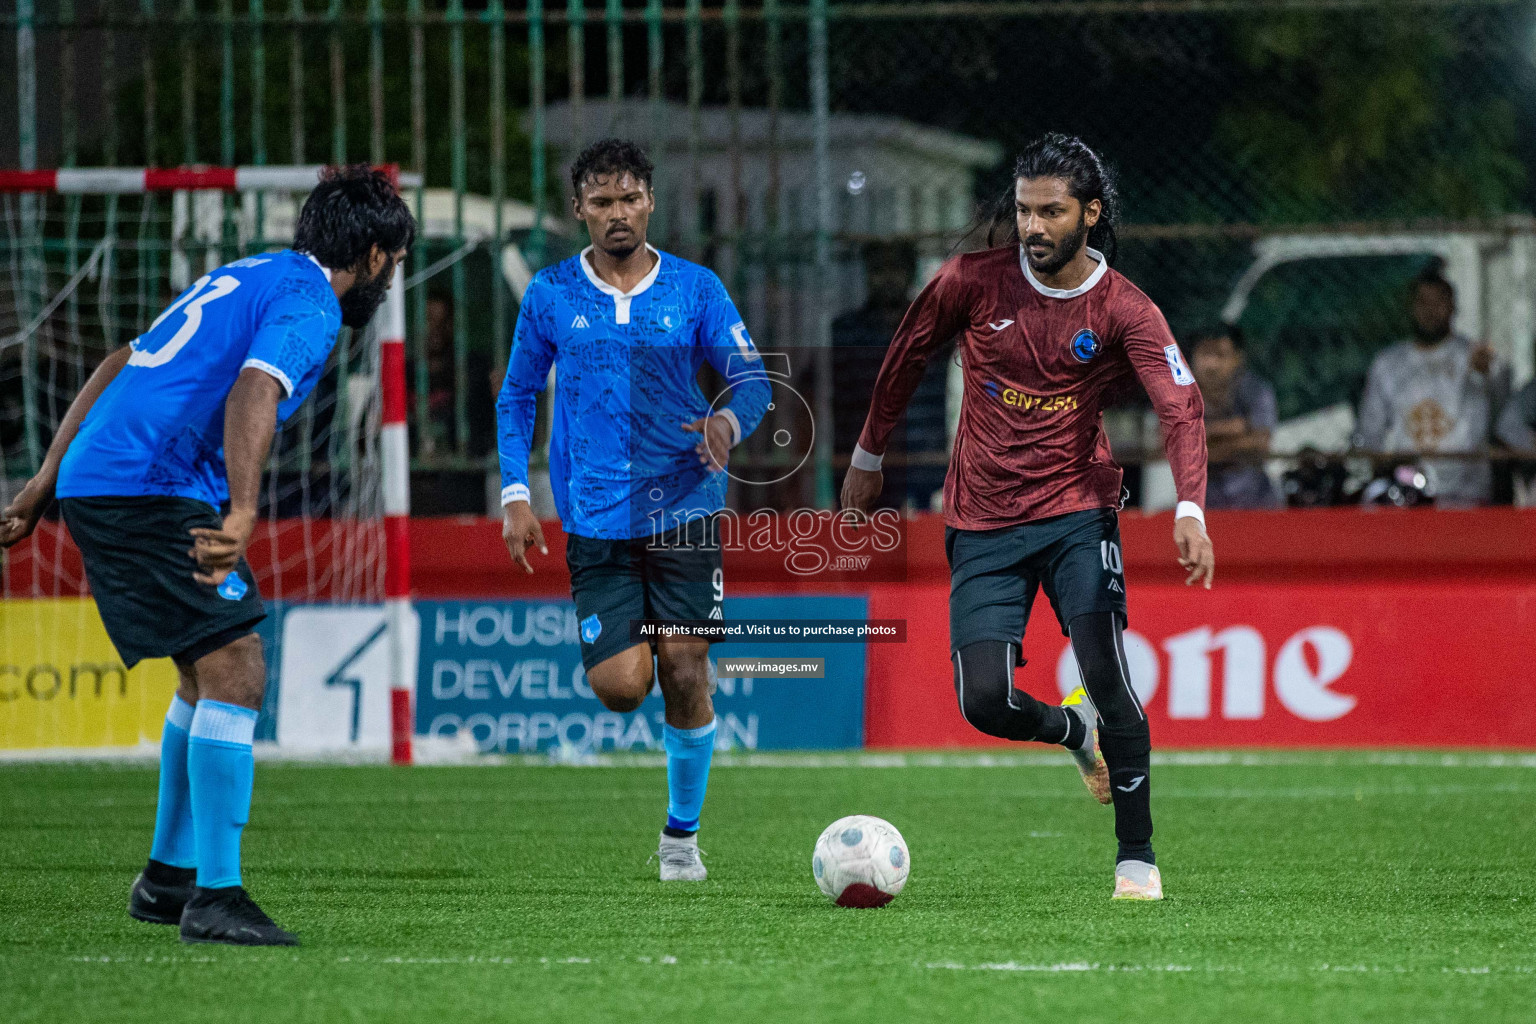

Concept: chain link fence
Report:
left=4, top=0, right=1534, bottom=510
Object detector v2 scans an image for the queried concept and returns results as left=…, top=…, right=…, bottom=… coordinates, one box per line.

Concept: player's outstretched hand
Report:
left=681, top=415, right=733, bottom=473
left=189, top=507, right=257, bottom=585
left=1174, top=515, right=1214, bottom=589
left=0, top=475, right=53, bottom=549
left=839, top=466, right=883, bottom=528
left=503, top=500, right=547, bottom=575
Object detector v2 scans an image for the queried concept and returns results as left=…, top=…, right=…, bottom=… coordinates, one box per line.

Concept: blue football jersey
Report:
left=496, top=246, right=772, bottom=540
left=57, top=249, right=342, bottom=507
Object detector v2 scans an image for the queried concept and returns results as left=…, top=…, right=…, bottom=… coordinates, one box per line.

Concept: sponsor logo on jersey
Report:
left=571, top=314, right=591, bottom=329
left=580, top=613, right=603, bottom=644
left=1071, top=327, right=1101, bottom=362
left=1164, top=343, right=1195, bottom=386
left=983, top=380, right=1078, bottom=413
left=217, top=574, right=249, bottom=601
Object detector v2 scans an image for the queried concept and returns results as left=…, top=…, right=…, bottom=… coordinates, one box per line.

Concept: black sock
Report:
left=661, top=825, right=697, bottom=839
left=1100, top=728, right=1154, bottom=866
left=954, top=641, right=1075, bottom=744
left=143, top=858, right=196, bottom=887
left=1060, top=708, right=1086, bottom=749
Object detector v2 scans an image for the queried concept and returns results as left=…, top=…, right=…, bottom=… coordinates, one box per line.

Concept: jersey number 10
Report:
left=128, top=274, right=243, bottom=368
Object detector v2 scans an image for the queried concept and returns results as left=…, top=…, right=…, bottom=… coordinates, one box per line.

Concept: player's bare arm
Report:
left=189, top=367, right=284, bottom=585
left=1174, top=515, right=1214, bottom=589
left=838, top=465, right=883, bottom=526
left=501, top=500, right=548, bottom=574
left=0, top=345, right=132, bottom=548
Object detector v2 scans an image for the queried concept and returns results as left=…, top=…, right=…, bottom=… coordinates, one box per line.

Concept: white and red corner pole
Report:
left=381, top=265, right=414, bottom=765
left=0, top=164, right=421, bottom=762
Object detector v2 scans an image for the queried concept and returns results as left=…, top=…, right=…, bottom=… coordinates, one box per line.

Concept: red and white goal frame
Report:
left=0, top=164, right=421, bottom=764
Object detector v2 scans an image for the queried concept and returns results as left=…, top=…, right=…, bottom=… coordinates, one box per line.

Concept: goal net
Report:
left=0, top=168, right=402, bottom=754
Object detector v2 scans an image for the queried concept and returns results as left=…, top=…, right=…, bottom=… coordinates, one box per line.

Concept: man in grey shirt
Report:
left=1189, top=326, right=1279, bottom=509
left=1355, top=269, right=1510, bottom=505
left=1496, top=379, right=1536, bottom=453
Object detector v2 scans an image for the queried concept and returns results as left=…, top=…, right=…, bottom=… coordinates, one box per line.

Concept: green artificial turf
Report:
left=1, top=752, right=1533, bottom=1023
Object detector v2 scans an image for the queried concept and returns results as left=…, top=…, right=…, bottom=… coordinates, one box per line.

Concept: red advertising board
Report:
left=865, top=581, right=1536, bottom=748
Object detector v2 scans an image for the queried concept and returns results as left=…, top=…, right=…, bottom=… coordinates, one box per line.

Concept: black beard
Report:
left=1025, top=213, right=1090, bottom=277
left=1411, top=322, right=1450, bottom=344
left=599, top=238, right=641, bottom=261
left=339, top=266, right=391, bottom=328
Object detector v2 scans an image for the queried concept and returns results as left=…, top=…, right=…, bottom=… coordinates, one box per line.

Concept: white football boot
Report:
left=657, top=832, right=708, bottom=881
left=1061, top=687, right=1112, bottom=805
left=1112, top=860, right=1164, bottom=901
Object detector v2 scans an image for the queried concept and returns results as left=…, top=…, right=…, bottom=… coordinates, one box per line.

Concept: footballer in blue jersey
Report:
left=0, top=166, right=415, bottom=945
left=497, top=140, right=770, bottom=881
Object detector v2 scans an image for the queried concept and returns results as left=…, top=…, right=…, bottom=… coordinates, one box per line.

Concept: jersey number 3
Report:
left=128, top=273, right=242, bottom=368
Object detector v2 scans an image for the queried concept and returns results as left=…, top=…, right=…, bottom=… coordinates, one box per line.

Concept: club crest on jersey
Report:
left=1070, top=328, right=1101, bottom=363
left=656, top=305, right=685, bottom=332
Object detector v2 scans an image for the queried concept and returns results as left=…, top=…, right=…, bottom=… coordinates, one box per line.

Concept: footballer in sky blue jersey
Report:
left=496, top=242, right=771, bottom=539
left=55, top=248, right=342, bottom=507
left=1, top=165, right=416, bottom=945
left=497, top=139, right=769, bottom=881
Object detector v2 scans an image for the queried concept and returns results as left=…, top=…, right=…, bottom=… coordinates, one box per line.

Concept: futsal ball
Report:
left=812, top=815, right=910, bottom=908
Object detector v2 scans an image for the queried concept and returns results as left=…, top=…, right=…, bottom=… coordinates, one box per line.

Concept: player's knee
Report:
left=587, top=651, right=653, bottom=713
left=1068, top=612, right=1144, bottom=731
left=186, top=631, right=266, bottom=710
left=656, top=642, right=710, bottom=695
left=953, top=641, right=1037, bottom=739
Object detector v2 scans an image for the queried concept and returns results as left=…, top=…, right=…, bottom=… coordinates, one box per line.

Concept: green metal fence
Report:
left=5, top=0, right=1535, bottom=508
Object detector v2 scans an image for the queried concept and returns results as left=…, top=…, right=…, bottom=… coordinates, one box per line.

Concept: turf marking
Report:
left=64, top=954, right=1535, bottom=976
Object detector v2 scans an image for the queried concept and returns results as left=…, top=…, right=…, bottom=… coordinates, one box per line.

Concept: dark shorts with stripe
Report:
left=59, top=496, right=266, bottom=668
left=565, top=514, right=724, bottom=671
left=945, top=508, right=1127, bottom=653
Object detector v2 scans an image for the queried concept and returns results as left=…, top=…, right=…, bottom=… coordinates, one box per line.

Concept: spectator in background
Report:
left=1496, top=375, right=1536, bottom=502
left=1188, top=325, right=1279, bottom=509
left=1355, top=266, right=1510, bottom=505
left=832, top=240, right=949, bottom=509
left=1497, top=378, right=1536, bottom=453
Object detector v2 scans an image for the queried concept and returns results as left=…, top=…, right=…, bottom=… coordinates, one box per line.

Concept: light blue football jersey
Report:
left=56, top=249, right=342, bottom=507
left=496, top=246, right=771, bottom=540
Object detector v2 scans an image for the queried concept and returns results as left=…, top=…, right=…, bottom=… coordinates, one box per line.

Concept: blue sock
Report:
left=148, top=696, right=197, bottom=868
left=187, top=700, right=259, bottom=890
left=663, top=719, right=717, bottom=834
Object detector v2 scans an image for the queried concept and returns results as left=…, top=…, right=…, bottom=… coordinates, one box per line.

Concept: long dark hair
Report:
left=957, top=133, right=1121, bottom=265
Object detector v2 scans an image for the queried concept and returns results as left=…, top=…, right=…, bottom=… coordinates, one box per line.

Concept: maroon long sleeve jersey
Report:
left=856, top=245, right=1208, bottom=530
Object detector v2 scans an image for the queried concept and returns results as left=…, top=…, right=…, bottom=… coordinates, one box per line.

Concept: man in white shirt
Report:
left=1355, top=268, right=1510, bottom=505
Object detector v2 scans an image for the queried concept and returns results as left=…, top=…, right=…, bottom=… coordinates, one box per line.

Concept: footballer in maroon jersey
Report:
left=841, top=134, right=1215, bottom=900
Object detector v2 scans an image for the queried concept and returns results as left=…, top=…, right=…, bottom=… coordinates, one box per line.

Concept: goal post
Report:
left=0, top=164, right=418, bottom=762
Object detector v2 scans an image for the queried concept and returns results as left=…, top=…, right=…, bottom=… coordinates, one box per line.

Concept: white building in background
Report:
left=536, top=100, right=1002, bottom=331
left=540, top=99, right=1002, bottom=240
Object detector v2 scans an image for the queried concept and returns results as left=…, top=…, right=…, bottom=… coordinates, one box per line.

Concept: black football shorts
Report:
left=565, top=513, right=724, bottom=671
left=60, top=496, right=266, bottom=668
left=945, top=507, right=1127, bottom=653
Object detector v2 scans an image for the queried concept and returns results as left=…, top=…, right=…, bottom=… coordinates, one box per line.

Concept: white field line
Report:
left=59, top=954, right=1536, bottom=976
left=38, top=778, right=1535, bottom=813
